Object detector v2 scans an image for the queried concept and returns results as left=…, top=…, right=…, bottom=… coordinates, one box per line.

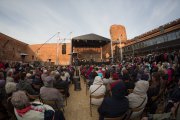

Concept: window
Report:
left=167, top=32, right=176, bottom=41
left=176, top=30, right=180, bottom=39
left=153, top=38, right=157, bottom=45
left=171, top=32, right=176, bottom=40
left=163, top=34, right=168, bottom=42
left=158, top=36, right=164, bottom=43
left=144, top=41, right=147, bottom=47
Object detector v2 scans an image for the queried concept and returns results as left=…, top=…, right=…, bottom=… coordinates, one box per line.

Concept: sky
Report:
left=0, top=0, right=180, bottom=44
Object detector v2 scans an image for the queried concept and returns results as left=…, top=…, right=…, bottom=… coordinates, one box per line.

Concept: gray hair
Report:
left=44, top=76, right=53, bottom=87
left=11, top=91, right=30, bottom=109
left=5, top=82, right=17, bottom=94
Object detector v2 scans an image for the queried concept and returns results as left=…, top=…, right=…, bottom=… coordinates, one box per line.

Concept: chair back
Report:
left=104, top=114, right=125, bottom=120
left=58, top=88, right=67, bottom=106
left=90, top=94, right=104, bottom=99
left=42, top=99, right=61, bottom=111
left=32, top=84, right=41, bottom=90
left=90, top=94, right=104, bottom=116
left=26, top=93, right=40, bottom=101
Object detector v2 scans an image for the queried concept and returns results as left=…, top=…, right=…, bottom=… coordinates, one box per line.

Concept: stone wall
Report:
left=29, top=43, right=71, bottom=65
left=110, top=25, right=127, bottom=42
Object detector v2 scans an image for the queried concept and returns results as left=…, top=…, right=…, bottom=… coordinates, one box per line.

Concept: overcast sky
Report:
left=0, top=0, right=179, bottom=44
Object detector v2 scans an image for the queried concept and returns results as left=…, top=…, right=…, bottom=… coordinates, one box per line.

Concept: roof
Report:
left=72, top=33, right=110, bottom=47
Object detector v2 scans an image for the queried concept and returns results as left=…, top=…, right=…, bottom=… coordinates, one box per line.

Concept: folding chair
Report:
left=32, top=84, right=42, bottom=91
left=85, top=79, right=90, bottom=95
left=104, top=115, right=125, bottom=120
left=26, top=93, right=40, bottom=101
left=58, top=88, right=67, bottom=106
left=90, top=94, right=104, bottom=116
left=42, top=99, right=64, bottom=112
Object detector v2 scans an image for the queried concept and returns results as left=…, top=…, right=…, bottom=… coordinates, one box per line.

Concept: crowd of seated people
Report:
left=80, top=50, right=180, bottom=120
left=0, top=62, right=75, bottom=120
left=0, top=50, right=179, bottom=120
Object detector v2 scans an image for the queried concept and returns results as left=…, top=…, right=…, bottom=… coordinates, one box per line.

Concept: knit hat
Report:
left=111, top=81, right=126, bottom=99
left=133, top=80, right=149, bottom=96
left=32, top=78, right=42, bottom=85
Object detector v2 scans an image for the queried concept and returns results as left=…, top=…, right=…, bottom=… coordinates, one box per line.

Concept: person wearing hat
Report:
left=16, top=72, right=38, bottom=95
left=127, top=80, right=149, bottom=119
left=89, top=76, right=106, bottom=105
left=98, top=81, right=129, bottom=120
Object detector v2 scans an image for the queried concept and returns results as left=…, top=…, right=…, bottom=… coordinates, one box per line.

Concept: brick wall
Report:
left=29, top=43, right=71, bottom=65
left=0, top=33, right=29, bottom=62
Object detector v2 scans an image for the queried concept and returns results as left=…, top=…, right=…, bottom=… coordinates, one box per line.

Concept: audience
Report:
left=0, top=50, right=179, bottom=120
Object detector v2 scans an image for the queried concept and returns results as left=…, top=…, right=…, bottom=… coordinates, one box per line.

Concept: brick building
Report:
left=0, top=33, right=34, bottom=62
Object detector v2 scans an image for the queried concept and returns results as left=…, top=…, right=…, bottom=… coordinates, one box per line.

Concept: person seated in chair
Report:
left=126, top=80, right=149, bottom=119
left=54, top=72, right=69, bottom=97
left=16, top=72, right=38, bottom=95
left=98, top=81, right=129, bottom=120
left=40, top=76, right=64, bottom=109
left=11, top=90, right=55, bottom=120
left=89, top=76, right=106, bottom=106
left=147, top=72, right=161, bottom=114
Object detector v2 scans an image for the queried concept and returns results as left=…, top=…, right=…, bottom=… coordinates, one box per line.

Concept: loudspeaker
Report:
left=62, top=43, right=66, bottom=54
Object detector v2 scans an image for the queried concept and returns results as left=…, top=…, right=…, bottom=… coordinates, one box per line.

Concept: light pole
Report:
left=119, top=33, right=123, bottom=62
left=132, top=45, right=134, bottom=63
left=110, top=39, right=114, bottom=64
left=56, top=32, right=60, bottom=65
left=70, top=32, right=73, bottom=65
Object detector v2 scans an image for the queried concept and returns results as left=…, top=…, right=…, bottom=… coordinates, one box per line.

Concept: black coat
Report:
left=98, top=82, right=129, bottom=119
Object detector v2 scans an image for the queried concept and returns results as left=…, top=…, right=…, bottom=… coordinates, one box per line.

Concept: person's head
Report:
left=105, top=71, right=110, bottom=79
left=152, top=72, right=160, bottom=83
left=5, top=82, right=17, bottom=95
left=133, top=80, right=149, bottom=95
left=44, top=76, right=53, bottom=87
left=111, top=81, right=126, bottom=99
left=162, top=62, right=168, bottom=69
left=7, top=69, right=14, bottom=77
left=32, top=78, right=42, bottom=85
left=26, top=73, right=32, bottom=79
left=54, top=72, right=60, bottom=80
left=11, top=91, right=30, bottom=110
left=93, top=76, right=103, bottom=85
left=19, top=72, right=26, bottom=80
left=141, top=73, right=149, bottom=81
left=50, top=71, right=56, bottom=77
left=0, top=72, right=4, bottom=79
left=61, top=72, right=65, bottom=76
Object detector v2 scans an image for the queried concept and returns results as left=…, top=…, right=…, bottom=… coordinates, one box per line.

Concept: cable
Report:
left=35, top=32, right=59, bottom=53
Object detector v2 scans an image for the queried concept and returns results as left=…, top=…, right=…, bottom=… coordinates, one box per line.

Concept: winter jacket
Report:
left=127, top=80, right=149, bottom=119
left=89, top=76, right=106, bottom=105
left=98, top=81, right=129, bottom=119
